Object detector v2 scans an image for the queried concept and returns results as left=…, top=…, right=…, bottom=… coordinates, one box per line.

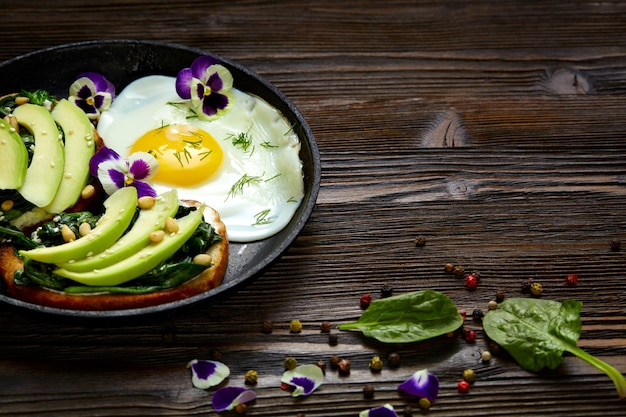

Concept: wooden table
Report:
left=1, top=1, right=625, bottom=415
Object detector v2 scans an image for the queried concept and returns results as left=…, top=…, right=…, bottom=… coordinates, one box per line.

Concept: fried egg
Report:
left=96, top=75, right=304, bottom=242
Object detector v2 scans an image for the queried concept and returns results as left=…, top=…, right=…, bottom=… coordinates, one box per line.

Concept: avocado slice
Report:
left=13, top=103, right=64, bottom=207
left=58, top=189, right=180, bottom=272
left=0, top=118, right=28, bottom=190
left=20, top=187, right=138, bottom=264
left=53, top=204, right=205, bottom=286
left=45, top=99, right=96, bottom=214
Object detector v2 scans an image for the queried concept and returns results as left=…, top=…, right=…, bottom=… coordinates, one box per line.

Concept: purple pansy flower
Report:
left=89, top=146, right=158, bottom=198
left=69, top=72, right=115, bottom=119
left=175, top=55, right=234, bottom=120
left=280, top=364, right=324, bottom=397
left=397, top=369, right=439, bottom=402
left=187, top=359, right=230, bottom=389
left=211, top=386, right=257, bottom=412
left=359, top=403, right=399, bottom=417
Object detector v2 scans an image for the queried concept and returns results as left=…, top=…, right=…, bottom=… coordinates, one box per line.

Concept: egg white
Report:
left=96, top=75, right=304, bottom=242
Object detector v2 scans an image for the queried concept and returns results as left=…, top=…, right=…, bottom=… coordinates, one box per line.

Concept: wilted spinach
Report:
left=483, top=298, right=626, bottom=399
left=338, top=290, right=463, bottom=343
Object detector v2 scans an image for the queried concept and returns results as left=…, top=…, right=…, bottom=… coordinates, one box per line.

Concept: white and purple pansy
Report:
left=280, top=364, right=324, bottom=397
left=359, top=403, right=399, bottom=417
left=186, top=359, right=230, bottom=389
left=175, top=55, right=234, bottom=121
left=211, top=386, right=257, bottom=412
left=68, top=72, right=115, bottom=119
left=397, top=368, right=439, bottom=402
left=89, top=146, right=158, bottom=199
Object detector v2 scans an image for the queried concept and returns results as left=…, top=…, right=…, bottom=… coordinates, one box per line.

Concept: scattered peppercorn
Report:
left=463, top=328, right=477, bottom=342
left=413, top=236, right=426, bottom=247
left=387, top=352, right=401, bottom=367
left=462, top=368, right=476, bottom=383
left=610, top=239, right=621, bottom=251
left=487, top=300, right=498, bottom=310
left=481, top=350, right=492, bottom=362
left=329, top=354, right=341, bottom=368
left=316, top=360, right=327, bottom=373
left=472, top=309, right=484, bottom=322
left=261, top=319, right=273, bottom=334
left=284, top=356, right=298, bottom=370
left=521, top=278, right=533, bottom=294
left=564, top=274, right=578, bottom=286
left=444, top=263, right=455, bottom=273
left=403, top=405, right=414, bottom=417
left=209, top=349, right=222, bottom=361
left=488, top=340, right=502, bottom=355
left=418, top=397, right=432, bottom=410
left=289, top=319, right=303, bottom=333
left=453, top=265, right=465, bottom=277
left=380, top=284, right=393, bottom=298
left=320, top=321, right=332, bottom=332
left=328, top=333, right=339, bottom=346
left=338, top=358, right=351, bottom=375
left=244, top=369, right=258, bottom=385
left=363, top=383, right=375, bottom=399
left=465, top=274, right=478, bottom=290
left=495, top=290, right=506, bottom=303
left=234, top=403, right=248, bottom=414
left=530, top=282, right=543, bottom=297
left=360, top=294, right=372, bottom=309
left=369, top=355, right=383, bottom=372
left=457, top=379, right=471, bottom=393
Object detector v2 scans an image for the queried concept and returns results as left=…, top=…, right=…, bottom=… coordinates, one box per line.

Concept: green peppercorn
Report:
left=284, top=356, right=298, bottom=370
left=363, top=383, right=375, bottom=399
left=530, top=282, right=543, bottom=296
left=481, top=350, right=492, bottom=362
left=289, top=319, right=303, bottom=333
left=488, top=300, right=498, bottom=310
left=462, top=368, right=476, bottom=383
left=418, top=397, right=431, bottom=410
left=369, top=355, right=383, bottom=372
left=387, top=351, right=401, bottom=367
left=244, top=369, right=258, bottom=385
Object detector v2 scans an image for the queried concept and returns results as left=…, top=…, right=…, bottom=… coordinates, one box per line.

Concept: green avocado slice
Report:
left=58, top=189, right=180, bottom=272
left=45, top=99, right=96, bottom=214
left=0, top=118, right=28, bottom=190
left=53, top=204, right=205, bottom=286
left=14, top=103, right=64, bottom=207
left=20, top=187, right=138, bottom=264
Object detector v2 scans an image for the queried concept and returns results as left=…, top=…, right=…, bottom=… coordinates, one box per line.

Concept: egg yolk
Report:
left=130, top=124, right=223, bottom=187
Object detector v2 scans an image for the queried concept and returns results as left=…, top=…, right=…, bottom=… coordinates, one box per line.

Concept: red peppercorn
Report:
left=465, top=274, right=478, bottom=290
left=464, top=328, right=477, bottom=342
left=564, top=274, right=578, bottom=286
left=360, top=294, right=372, bottom=309
left=457, top=380, right=471, bottom=393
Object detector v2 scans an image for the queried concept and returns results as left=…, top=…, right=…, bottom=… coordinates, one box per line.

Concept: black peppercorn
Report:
left=316, top=360, right=327, bottom=373
left=444, top=263, right=454, bottom=273
left=387, top=351, right=401, bottom=367
left=320, top=321, right=332, bottom=333
left=363, top=383, right=375, bottom=399
left=472, top=309, right=484, bottom=322
left=380, top=284, right=393, bottom=298
left=495, top=290, right=506, bottom=303
left=261, top=319, right=273, bottom=334
left=414, top=236, right=426, bottom=247
left=453, top=265, right=465, bottom=277
left=329, top=354, right=340, bottom=368
left=403, top=405, right=414, bottom=416
left=328, top=333, right=338, bottom=346
left=610, top=239, right=621, bottom=251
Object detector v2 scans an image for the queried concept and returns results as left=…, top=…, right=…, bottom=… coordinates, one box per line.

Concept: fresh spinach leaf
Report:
left=338, top=290, right=463, bottom=343
left=483, top=298, right=626, bottom=399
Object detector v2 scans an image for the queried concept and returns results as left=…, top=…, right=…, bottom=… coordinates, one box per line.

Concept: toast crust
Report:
left=0, top=205, right=228, bottom=311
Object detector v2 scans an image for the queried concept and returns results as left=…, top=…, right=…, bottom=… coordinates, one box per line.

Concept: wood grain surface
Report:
left=1, top=1, right=626, bottom=415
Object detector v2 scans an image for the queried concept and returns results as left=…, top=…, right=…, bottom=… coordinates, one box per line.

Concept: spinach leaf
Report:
left=483, top=298, right=626, bottom=399
left=337, top=290, right=463, bottom=343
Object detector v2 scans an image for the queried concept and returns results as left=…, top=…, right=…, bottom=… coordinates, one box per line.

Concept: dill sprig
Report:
left=253, top=209, right=277, bottom=225
left=227, top=130, right=254, bottom=153
left=227, top=173, right=263, bottom=200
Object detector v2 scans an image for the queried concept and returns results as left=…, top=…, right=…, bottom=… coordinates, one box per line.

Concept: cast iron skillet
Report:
left=0, top=40, right=321, bottom=320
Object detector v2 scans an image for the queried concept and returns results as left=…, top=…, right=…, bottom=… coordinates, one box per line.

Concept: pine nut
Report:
left=14, top=96, right=29, bottom=105
left=149, top=230, right=165, bottom=243
left=1, top=200, right=14, bottom=211
left=164, top=217, right=179, bottom=234
left=193, top=253, right=212, bottom=266
left=78, top=222, right=92, bottom=237
left=61, top=224, right=76, bottom=242
left=81, top=184, right=95, bottom=199
left=137, top=196, right=156, bottom=210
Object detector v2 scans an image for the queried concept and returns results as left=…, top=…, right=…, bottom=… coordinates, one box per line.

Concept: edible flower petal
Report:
left=175, top=55, right=234, bottom=121
left=397, top=368, right=439, bottom=402
left=187, top=359, right=230, bottom=389
left=359, top=403, right=399, bottom=417
left=280, top=364, right=324, bottom=397
left=211, top=386, right=257, bottom=412
left=90, top=146, right=158, bottom=198
left=69, top=72, right=115, bottom=119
